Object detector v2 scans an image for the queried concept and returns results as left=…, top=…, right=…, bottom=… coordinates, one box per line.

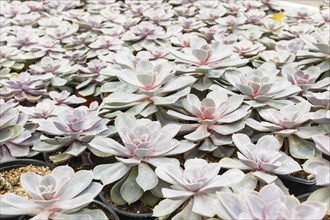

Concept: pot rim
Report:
left=98, top=190, right=154, bottom=218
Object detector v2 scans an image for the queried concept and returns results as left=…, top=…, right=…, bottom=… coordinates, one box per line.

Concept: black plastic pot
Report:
left=0, top=158, right=55, bottom=170
left=322, top=153, right=330, bottom=161
left=279, top=175, right=317, bottom=196
left=91, top=200, right=120, bottom=220
left=30, top=153, right=47, bottom=162
left=0, top=159, right=55, bottom=220
left=297, top=193, right=311, bottom=202
left=17, top=201, right=120, bottom=220
left=98, top=190, right=154, bottom=220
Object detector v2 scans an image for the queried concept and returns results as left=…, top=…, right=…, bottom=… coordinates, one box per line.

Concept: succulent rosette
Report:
left=245, top=101, right=329, bottom=159
left=231, top=40, right=266, bottom=58
left=101, top=59, right=195, bottom=119
left=29, top=56, right=79, bottom=87
left=214, top=184, right=326, bottom=220
left=72, top=59, right=111, bottom=96
left=276, top=39, right=305, bottom=54
left=0, top=166, right=106, bottom=220
left=0, top=46, right=24, bottom=70
left=45, top=90, right=86, bottom=107
left=306, top=90, right=330, bottom=124
left=303, top=157, right=330, bottom=186
left=312, top=135, right=330, bottom=156
left=168, top=90, right=250, bottom=151
left=87, top=35, right=124, bottom=58
left=170, top=37, right=248, bottom=91
left=153, top=158, right=245, bottom=219
left=0, top=72, right=47, bottom=103
left=282, top=66, right=328, bottom=92
left=33, top=102, right=112, bottom=163
left=303, top=155, right=330, bottom=212
left=0, top=99, right=37, bottom=163
left=222, top=63, right=301, bottom=109
left=258, top=50, right=296, bottom=68
left=91, top=113, right=195, bottom=205
left=216, top=15, right=247, bottom=33
left=245, top=101, right=314, bottom=137
left=298, top=29, right=330, bottom=67
left=30, top=37, right=65, bottom=59
left=220, top=134, right=301, bottom=184
left=121, top=21, right=170, bottom=51
left=19, top=102, right=68, bottom=124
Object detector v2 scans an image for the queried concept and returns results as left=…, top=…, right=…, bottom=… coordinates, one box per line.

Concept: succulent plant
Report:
left=303, top=157, right=330, bottom=186
left=170, top=37, right=247, bottom=91
left=232, top=40, right=265, bottom=58
left=216, top=15, right=246, bottom=32
left=143, top=8, right=173, bottom=26
left=298, top=29, right=330, bottom=66
left=47, top=90, right=86, bottom=107
left=170, top=33, right=196, bottom=49
left=136, top=44, right=171, bottom=62
left=306, top=90, right=330, bottom=109
left=276, top=39, right=305, bottom=54
left=259, top=50, right=296, bottom=67
left=0, top=99, right=37, bottom=163
left=101, top=59, right=195, bottom=119
left=213, top=33, right=238, bottom=45
left=312, top=135, right=330, bottom=156
left=19, top=102, right=67, bottom=124
left=0, top=72, right=47, bottom=102
left=303, top=156, right=330, bottom=212
left=121, top=21, right=169, bottom=51
left=245, top=101, right=330, bottom=159
left=213, top=184, right=326, bottom=220
left=286, top=7, right=316, bottom=24
left=64, top=49, right=88, bottom=64
left=176, top=16, right=205, bottom=30
left=73, top=59, right=110, bottom=96
left=220, top=134, right=301, bottom=184
left=245, top=101, right=313, bottom=137
left=46, top=22, right=79, bottom=41
left=153, top=158, right=245, bottom=219
left=197, top=7, right=226, bottom=25
left=0, top=46, right=23, bottom=69
left=0, top=99, right=24, bottom=145
left=0, top=68, right=11, bottom=79
left=1, top=1, right=31, bottom=18
left=32, top=102, right=112, bottom=163
left=29, top=56, right=79, bottom=87
left=63, top=32, right=96, bottom=49
left=170, top=36, right=243, bottom=68
left=313, top=100, right=330, bottom=125
left=0, top=130, right=38, bottom=164
left=223, top=2, right=246, bottom=14
left=0, top=166, right=107, bottom=220
left=6, top=29, right=39, bottom=51
left=261, top=18, right=283, bottom=33
left=223, top=63, right=301, bottom=109
left=88, top=35, right=123, bottom=57
left=244, top=9, right=266, bottom=25
left=306, top=90, right=330, bottom=124
left=91, top=113, right=195, bottom=205
left=101, top=25, right=126, bottom=38
left=282, top=66, right=327, bottom=92
left=168, top=90, right=249, bottom=151
left=30, top=37, right=65, bottom=59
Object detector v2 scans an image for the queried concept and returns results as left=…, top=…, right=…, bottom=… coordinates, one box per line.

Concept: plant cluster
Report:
left=0, top=0, right=329, bottom=219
